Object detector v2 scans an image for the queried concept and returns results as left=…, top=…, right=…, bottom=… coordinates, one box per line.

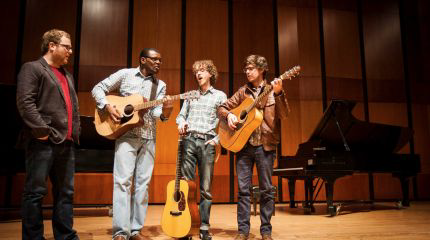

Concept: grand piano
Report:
left=274, top=99, right=420, bottom=216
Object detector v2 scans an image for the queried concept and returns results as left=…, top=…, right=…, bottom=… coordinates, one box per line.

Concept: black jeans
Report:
left=236, top=144, right=275, bottom=236
left=181, top=135, right=216, bottom=231
left=22, top=139, right=78, bottom=240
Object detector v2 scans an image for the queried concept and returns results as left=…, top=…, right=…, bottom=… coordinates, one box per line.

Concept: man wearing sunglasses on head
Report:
left=92, top=48, right=173, bottom=240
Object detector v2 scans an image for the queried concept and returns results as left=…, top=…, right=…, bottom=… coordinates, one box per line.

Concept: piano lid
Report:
left=308, top=99, right=412, bottom=153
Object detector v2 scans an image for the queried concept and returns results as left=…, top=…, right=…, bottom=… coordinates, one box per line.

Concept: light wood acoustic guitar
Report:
left=219, top=66, right=301, bottom=152
left=94, top=91, right=200, bottom=139
left=161, top=138, right=200, bottom=238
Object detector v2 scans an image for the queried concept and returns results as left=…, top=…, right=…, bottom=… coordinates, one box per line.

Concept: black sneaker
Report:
left=179, top=237, right=192, bottom=240
left=199, top=230, right=212, bottom=240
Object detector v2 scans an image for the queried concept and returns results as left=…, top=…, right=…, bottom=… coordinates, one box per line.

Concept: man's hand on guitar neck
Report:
left=161, top=96, right=174, bottom=120
left=271, top=77, right=283, bottom=95
left=105, top=104, right=122, bottom=123
left=227, top=113, right=239, bottom=130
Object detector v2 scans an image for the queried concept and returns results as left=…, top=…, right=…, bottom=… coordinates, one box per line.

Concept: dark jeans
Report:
left=236, top=144, right=275, bottom=236
left=22, top=139, right=78, bottom=240
left=181, top=135, right=216, bottom=231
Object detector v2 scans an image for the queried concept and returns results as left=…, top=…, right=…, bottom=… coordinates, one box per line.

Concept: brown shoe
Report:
left=262, top=234, right=273, bottom=240
left=234, top=233, right=249, bottom=240
left=113, top=236, right=126, bottom=240
left=130, top=233, right=148, bottom=240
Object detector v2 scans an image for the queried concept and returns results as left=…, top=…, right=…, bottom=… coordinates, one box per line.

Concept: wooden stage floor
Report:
left=1, top=202, right=430, bottom=239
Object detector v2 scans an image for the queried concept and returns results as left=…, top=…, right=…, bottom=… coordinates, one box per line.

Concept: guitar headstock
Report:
left=279, top=65, right=301, bottom=80
left=180, top=90, right=201, bottom=101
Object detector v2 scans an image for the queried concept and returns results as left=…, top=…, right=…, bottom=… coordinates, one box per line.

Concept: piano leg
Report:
left=287, top=178, right=296, bottom=208
left=304, top=178, right=313, bottom=214
left=278, top=176, right=283, bottom=203
left=396, top=175, right=411, bottom=207
left=324, top=177, right=337, bottom=216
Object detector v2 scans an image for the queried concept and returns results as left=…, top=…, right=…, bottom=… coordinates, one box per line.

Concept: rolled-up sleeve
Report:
left=91, top=69, right=125, bottom=109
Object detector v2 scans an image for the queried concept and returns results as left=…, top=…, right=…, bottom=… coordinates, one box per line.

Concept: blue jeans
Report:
left=22, top=139, right=78, bottom=240
left=181, top=135, right=216, bottom=231
left=112, top=136, right=155, bottom=238
left=236, top=144, right=275, bottom=236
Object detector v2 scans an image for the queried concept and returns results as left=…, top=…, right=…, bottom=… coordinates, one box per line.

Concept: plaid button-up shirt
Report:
left=92, top=67, right=166, bottom=139
left=176, top=86, right=227, bottom=143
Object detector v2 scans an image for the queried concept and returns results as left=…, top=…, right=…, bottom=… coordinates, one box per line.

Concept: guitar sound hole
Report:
left=239, top=110, right=247, bottom=121
left=123, top=104, right=134, bottom=117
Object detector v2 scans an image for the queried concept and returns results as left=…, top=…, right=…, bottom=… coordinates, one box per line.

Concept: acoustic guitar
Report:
left=94, top=91, right=200, bottom=139
left=219, top=66, right=301, bottom=152
left=161, top=138, right=200, bottom=238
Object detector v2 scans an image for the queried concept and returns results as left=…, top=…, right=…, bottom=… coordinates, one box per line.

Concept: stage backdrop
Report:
left=0, top=0, right=429, bottom=207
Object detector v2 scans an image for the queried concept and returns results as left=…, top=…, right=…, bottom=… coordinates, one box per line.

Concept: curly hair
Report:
left=192, top=60, right=218, bottom=85
left=41, top=29, right=71, bottom=55
left=244, top=54, right=269, bottom=79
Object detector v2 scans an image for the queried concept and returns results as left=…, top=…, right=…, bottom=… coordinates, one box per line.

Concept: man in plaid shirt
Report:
left=176, top=60, right=227, bottom=240
left=92, top=48, right=173, bottom=240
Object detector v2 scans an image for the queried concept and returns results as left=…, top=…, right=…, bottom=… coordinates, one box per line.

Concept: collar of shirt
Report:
left=247, top=80, right=266, bottom=92
left=246, top=81, right=267, bottom=98
left=134, top=67, right=156, bottom=81
left=200, top=86, right=214, bottom=95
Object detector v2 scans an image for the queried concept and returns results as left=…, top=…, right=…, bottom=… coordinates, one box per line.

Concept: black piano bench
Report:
left=250, top=185, right=278, bottom=216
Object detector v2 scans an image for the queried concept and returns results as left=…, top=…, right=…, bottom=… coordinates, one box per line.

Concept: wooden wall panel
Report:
left=296, top=2, right=322, bottom=102
left=2, top=173, right=114, bottom=206
left=333, top=174, right=369, bottom=200
left=323, top=2, right=363, bottom=102
left=132, top=0, right=181, bottom=95
left=363, top=0, right=405, bottom=103
left=185, top=0, right=228, bottom=72
left=78, top=0, right=128, bottom=92
left=185, top=0, right=228, bottom=94
left=0, top=1, right=21, bottom=85
left=74, top=174, right=113, bottom=204
left=184, top=0, right=229, bottom=200
left=185, top=0, right=228, bottom=71
left=277, top=1, right=301, bottom=156
left=77, top=92, right=95, bottom=117
left=155, top=102, right=181, bottom=165
left=417, top=173, right=430, bottom=199
left=21, top=0, right=77, bottom=74
left=412, top=105, right=430, bottom=174
left=233, top=0, right=275, bottom=92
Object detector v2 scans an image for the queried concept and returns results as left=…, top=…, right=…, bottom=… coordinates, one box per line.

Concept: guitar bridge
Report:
left=169, top=211, right=182, bottom=216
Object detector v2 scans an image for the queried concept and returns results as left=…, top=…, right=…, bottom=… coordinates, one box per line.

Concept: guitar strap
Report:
left=149, top=75, right=159, bottom=101
left=258, top=83, right=270, bottom=109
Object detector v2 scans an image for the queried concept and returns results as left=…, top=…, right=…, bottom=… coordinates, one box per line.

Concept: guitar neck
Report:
left=174, top=138, right=183, bottom=193
left=245, top=66, right=300, bottom=112
left=135, top=94, right=181, bottom=111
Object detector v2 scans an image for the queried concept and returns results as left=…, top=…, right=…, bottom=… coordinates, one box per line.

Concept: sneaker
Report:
left=199, top=230, right=212, bottom=240
left=234, top=233, right=249, bottom=240
left=179, top=237, right=192, bottom=240
left=262, top=234, right=273, bottom=240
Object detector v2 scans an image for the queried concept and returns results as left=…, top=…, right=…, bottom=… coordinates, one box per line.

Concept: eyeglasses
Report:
left=146, top=57, right=162, bottom=63
left=243, top=66, right=256, bottom=73
left=58, top=44, right=72, bottom=51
